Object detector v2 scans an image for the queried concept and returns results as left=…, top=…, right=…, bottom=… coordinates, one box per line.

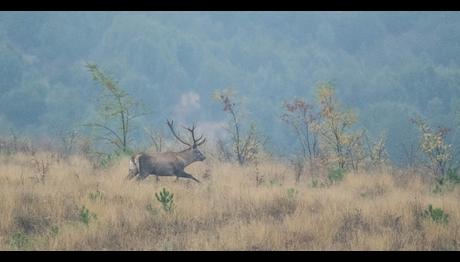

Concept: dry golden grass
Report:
left=1, top=152, right=460, bottom=250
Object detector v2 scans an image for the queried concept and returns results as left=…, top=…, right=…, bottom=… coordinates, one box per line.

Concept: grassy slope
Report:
left=0, top=152, right=459, bottom=250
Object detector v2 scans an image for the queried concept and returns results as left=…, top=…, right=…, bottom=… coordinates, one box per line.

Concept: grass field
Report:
left=0, top=151, right=459, bottom=250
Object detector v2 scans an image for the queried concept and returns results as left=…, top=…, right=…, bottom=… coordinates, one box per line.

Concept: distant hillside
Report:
left=1, top=11, right=460, bottom=165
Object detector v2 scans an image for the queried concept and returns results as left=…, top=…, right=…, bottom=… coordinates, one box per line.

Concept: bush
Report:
left=310, top=178, right=328, bottom=188
left=155, top=188, right=174, bottom=213
left=88, top=190, right=102, bottom=201
left=49, top=226, right=59, bottom=238
left=423, top=204, right=449, bottom=225
left=446, top=167, right=460, bottom=184
left=88, top=190, right=103, bottom=201
left=287, top=188, right=298, bottom=200
left=328, top=167, right=346, bottom=184
left=268, top=179, right=282, bottom=187
left=79, top=206, right=97, bottom=225
left=8, top=231, right=30, bottom=250
left=97, top=151, right=123, bottom=169
left=433, top=167, right=460, bottom=194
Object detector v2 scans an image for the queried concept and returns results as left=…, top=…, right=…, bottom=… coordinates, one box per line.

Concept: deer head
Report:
left=167, top=120, right=206, bottom=161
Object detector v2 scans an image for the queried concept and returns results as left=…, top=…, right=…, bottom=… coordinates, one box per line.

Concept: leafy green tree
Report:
left=86, top=63, right=146, bottom=154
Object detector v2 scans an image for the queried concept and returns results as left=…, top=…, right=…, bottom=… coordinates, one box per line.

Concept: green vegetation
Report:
left=155, top=188, right=175, bottom=213
left=327, top=167, right=346, bottom=185
left=1, top=12, right=460, bottom=168
left=286, top=187, right=298, bottom=200
left=423, top=204, right=449, bottom=225
left=79, top=206, right=97, bottom=225
left=8, top=231, right=30, bottom=250
left=88, top=189, right=103, bottom=201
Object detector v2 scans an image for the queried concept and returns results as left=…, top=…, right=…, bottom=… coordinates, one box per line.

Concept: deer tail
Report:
left=128, top=154, right=142, bottom=179
left=134, top=154, right=142, bottom=173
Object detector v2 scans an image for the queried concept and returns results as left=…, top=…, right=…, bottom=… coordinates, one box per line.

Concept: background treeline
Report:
left=1, top=11, right=460, bottom=167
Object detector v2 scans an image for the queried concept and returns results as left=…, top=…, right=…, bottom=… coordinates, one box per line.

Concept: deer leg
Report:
left=187, top=174, right=201, bottom=183
left=155, top=176, right=159, bottom=183
left=127, top=171, right=139, bottom=180
left=136, top=171, right=149, bottom=181
left=126, top=168, right=138, bottom=180
left=179, top=171, right=200, bottom=183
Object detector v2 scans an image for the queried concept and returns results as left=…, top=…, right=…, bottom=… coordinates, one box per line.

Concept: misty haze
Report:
left=0, top=11, right=460, bottom=251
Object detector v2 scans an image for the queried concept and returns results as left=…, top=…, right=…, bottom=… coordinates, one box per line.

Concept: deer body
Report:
left=127, top=120, right=206, bottom=183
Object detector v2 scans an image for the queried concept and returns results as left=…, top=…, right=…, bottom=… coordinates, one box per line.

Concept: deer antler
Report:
left=167, top=120, right=192, bottom=147
left=183, top=122, right=206, bottom=147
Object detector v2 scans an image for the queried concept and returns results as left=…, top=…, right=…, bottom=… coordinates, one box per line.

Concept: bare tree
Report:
left=213, top=89, right=264, bottom=165
left=282, top=98, right=321, bottom=180
left=144, top=126, right=165, bottom=153
left=364, top=132, right=389, bottom=169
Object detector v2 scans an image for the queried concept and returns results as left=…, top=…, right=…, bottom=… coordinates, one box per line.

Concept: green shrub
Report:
left=88, top=190, right=103, bottom=201
left=310, top=178, right=327, bottom=188
left=446, top=167, right=460, bottom=184
left=328, top=167, right=346, bottom=184
left=423, top=204, right=449, bottom=224
left=8, top=231, right=30, bottom=249
left=433, top=167, right=460, bottom=194
left=287, top=188, right=298, bottom=200
left=79, top=206, right=97, bottom=225
left=269, top=179, right=282, bottom=187
left=49, top=225, right=59, bottom=238
left=155, top=188, right=174, bottom=213
left=98, top=152, right=120, bottom=168
left=432, top=182, right=455, bottom=194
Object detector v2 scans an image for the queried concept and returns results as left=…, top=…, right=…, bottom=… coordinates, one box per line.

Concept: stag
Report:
left=127, top=120, right=206, bottom=183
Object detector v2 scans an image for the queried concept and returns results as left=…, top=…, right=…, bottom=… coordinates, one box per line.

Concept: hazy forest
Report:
left=1, top=11, right=460, bottom=250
